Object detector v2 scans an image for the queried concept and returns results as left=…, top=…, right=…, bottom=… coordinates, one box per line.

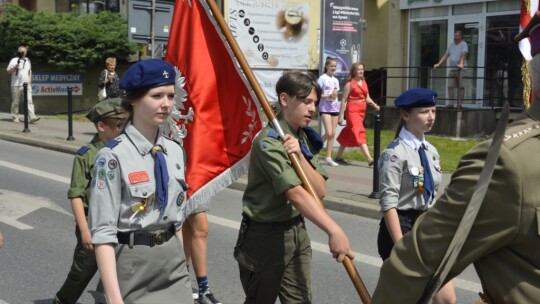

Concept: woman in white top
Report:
left=317, top=57, right=340, bottom=166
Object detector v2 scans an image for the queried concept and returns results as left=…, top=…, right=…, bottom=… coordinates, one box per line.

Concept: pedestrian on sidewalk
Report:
left=376, top=88, right=456, bottom=304
left=234, top=71, right=354, bottom=303
left=6, top=46, right=40, bottom=123
left=335, top=62, right=380, bottom=166
left=88, top=59, right=193, bottom=303
left=97, top=57, right=121, bottom=101
left=317, top=57, right=340, bottom=167
left=54, top=98, right=128, bottom=304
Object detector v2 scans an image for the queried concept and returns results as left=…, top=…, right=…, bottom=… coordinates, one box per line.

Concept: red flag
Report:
left=166, top=0, right=263, bottom=207
left=519, top=0, right=540, bottom=60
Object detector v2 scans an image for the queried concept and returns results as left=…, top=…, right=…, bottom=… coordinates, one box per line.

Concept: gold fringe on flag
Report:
left=522, top=60, right=531, bottom=110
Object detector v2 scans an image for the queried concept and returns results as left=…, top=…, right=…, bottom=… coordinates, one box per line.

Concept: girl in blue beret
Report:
left=376, top=88, right=456, bottom=304
left=88, top=59, right=193, bottom=303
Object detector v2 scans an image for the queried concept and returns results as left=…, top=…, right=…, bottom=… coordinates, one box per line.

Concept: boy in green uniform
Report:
left=54, top=98, right=127, bottom=304
left=234, top=71, right=354, bottom=303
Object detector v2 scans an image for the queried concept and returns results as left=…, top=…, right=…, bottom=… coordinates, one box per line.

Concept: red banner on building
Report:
left=166, top=0, right=263, bottom=207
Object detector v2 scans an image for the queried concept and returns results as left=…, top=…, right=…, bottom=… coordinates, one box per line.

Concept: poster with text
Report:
left=321, top=0, right=363, bottom=82
left=228, top=1, right=310, bottom=69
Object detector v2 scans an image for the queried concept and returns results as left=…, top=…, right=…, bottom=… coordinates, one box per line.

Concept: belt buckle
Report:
left=154, top=232, right=165, bottom=245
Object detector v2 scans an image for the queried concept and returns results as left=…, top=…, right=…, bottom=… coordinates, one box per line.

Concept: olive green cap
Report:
left=86, top=98, right=125, bottom=122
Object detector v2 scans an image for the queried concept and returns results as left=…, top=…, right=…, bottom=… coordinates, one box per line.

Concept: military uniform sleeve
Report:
left=378, top=149, right=404, bottom=212
left=88, top=148, right=123, bottom=244
left=372, top=141, right=521, bottom=303
left=67, top=154, right=89, bottom=200
left=252, top=137, right=303, bottom=195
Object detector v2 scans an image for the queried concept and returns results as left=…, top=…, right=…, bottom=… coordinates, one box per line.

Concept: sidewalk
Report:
left=0, top=112, right=452, bottom=220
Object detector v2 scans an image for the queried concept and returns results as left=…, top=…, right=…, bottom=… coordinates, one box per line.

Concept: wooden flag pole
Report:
left=204, top=1, right=371, bottom=302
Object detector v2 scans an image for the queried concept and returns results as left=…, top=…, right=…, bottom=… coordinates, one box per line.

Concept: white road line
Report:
left=0, top=160, right=70, bottom=184
left=207, top=214, right=482, bottom=293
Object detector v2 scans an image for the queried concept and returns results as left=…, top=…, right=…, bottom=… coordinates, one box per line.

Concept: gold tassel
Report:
left=522, top=60, right=531, bottom=110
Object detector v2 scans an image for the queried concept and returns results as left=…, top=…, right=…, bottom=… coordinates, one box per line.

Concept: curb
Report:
left=0, top=130, right=81, bottom=154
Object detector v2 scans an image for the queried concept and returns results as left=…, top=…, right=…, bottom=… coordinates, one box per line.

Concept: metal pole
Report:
left=22, top=82, right=30, bottom=133
left=369, top=111, right=382, bottom=199
left=151, top=0, right=156, bottom=58
left=66, top=87, right=75, bottom=141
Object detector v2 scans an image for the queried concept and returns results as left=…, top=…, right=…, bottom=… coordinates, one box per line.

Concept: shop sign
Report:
left=31, top=72, right=83, bottom=96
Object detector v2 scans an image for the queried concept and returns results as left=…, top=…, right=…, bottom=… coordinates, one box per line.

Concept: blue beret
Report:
left=120, top=59, right=176, bottom=93
left=394, top=88, right=437, bottom=108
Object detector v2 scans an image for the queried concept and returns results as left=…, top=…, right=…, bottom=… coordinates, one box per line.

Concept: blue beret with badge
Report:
left=120, top=59, right=176, bottom=93
left=394, top=88, right=437, bottom=109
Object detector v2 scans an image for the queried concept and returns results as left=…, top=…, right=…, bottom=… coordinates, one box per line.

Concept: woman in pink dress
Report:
left=335, top=62, right=380, bottom=166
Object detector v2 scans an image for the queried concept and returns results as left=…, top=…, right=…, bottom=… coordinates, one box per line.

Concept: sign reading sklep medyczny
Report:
left=32, top=72, right=83, bottom=96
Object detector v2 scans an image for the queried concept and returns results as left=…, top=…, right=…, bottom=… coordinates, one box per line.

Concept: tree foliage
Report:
left=0, top=5, right=139, bottom=72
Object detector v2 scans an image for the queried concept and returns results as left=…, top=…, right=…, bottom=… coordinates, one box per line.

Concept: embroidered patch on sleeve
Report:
left=97, top=157, right=106, bottom=167
left=108, top=159, right=118, bottom=169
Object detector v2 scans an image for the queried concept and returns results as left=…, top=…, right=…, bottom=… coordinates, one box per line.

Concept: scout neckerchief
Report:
left=151, top=145, right=169, bottom=214
left=418, top=144, right=434, bottom=204
left=419, top=104, right=510, bottom=303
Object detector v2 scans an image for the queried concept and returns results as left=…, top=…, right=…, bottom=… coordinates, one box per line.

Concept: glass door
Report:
left=449, top=19, right=485, bottom=107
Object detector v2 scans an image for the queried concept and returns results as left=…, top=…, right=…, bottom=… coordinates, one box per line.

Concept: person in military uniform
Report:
left=376, top=88, right=456, bottom=304
left=88, top=59, right=193, bottom=303
left=234, top=71, right=354, bottom=303
left=371, top=28, right=540, bottom=303
left=54, top=98, right=128, bottom=304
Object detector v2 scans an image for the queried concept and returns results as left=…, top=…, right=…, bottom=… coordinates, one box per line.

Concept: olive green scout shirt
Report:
left=242, top=116, right=328, bottom=222
left=68, top=134, right=104, bottom=215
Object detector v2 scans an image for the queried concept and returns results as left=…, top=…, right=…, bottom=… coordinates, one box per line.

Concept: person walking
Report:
left=88, top=59, right=193, bottom=303
left=317, top=57, right=340, bottom=167
left=98, top=57, right=121, bottom=101
left=234, top=71, right=354, bottom=304
left=6, top=46, right=40, bottom=123
left=334, top=62, right=380, bottom=165
left=433, top=31, right=468, bottom=110
left=376, top=88, right=456, bottom=304
left=54, top=98, right=128, bottom=304
left=182, top=209, right=222, bottom=304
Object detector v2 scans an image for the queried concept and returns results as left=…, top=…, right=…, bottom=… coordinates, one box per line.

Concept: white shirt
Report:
left=447, top=40, right=468, bottom=68
left=7, top=56, right=32, bottom=87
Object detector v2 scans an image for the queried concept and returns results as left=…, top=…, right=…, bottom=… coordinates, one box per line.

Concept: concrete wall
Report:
left=1, top=61, right=130, bottom=115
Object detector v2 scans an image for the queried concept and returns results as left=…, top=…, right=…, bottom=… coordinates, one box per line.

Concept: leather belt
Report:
left=242, top=213, right=304, bottom=230
left=348, top=98, right=366, bottom=102
left=117, top=225, right=176, bottom=248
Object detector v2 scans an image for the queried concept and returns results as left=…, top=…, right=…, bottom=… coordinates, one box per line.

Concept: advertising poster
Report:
left=321, top=0, right=363, bottom=81
left=228, top=1, right=310, bottom=69
left=31, top=72, right=83, bottom=96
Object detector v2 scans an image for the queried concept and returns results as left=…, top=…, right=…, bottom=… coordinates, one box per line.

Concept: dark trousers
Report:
left=377, top=209, right=423, bottom=261
left=235, top=215, right=312, bottom=304
left=54, top=226, right=98, bottom=304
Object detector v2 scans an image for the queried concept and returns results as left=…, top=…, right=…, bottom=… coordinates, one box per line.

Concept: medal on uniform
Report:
left=416, top=166, right=425, bottom=194
left=128, top=195, right=155, bottom=226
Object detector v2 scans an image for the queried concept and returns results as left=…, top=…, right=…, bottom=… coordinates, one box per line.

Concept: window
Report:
left=69, top=0, right=119, bottom=14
